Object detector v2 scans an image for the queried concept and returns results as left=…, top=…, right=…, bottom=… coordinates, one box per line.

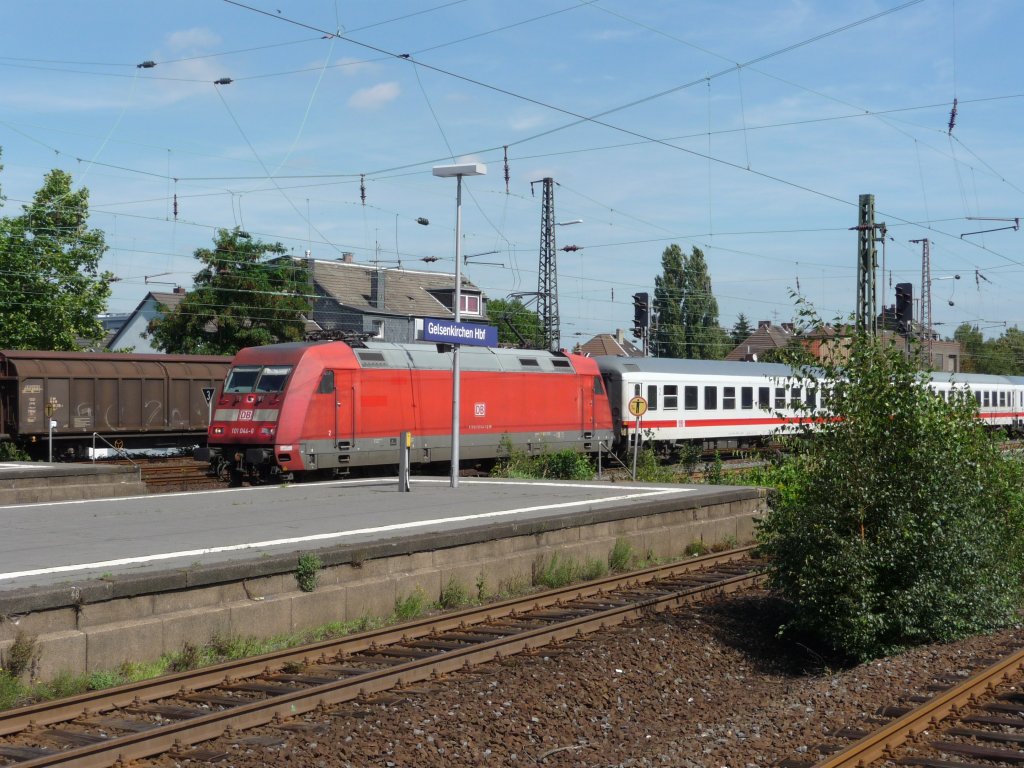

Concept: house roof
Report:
left=725, top=322, right=795, bottom=361
left=577, top=332, right=645, bottom=357
left=311, top=259, right=481, bottom=318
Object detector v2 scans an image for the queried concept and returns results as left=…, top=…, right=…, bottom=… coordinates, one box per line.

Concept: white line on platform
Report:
left=0, top=485, right=690, bottom=581
left=0, top=476, right=691, bottom=509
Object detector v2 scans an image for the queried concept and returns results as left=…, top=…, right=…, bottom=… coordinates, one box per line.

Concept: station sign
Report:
left=418, top=318, right=498, bottom=347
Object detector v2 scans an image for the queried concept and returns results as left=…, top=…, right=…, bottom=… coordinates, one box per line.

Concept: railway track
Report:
left=787, top=639, right=1024, bottom=768
left=0, top=548, right=762, bottom=767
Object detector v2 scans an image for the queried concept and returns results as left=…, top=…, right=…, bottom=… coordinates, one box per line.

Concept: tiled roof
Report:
left=725, top=323, right=794, bottom=361
left=311, top=259, right=481, bottom=318
left=577, top=333, right=645, bottom=357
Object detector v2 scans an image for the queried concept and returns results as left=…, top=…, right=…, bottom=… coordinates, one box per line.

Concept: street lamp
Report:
left=432, top=162, right=487, bottom=488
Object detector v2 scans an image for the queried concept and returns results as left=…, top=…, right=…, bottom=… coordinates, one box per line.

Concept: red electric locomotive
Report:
left=197, top=340, right=614, bottom=483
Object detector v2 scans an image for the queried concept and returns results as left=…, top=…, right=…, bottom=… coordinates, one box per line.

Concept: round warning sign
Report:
left=627, top=396, right=648, bottom=417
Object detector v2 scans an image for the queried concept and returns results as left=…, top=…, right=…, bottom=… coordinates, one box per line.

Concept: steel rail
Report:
left=812, top=644, right=1024, bottom=768
left=1, top=548, right=760, bottom=767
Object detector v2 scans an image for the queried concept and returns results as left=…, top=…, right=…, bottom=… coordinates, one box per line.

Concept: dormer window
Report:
left=460, top=294, right=481, bottom=315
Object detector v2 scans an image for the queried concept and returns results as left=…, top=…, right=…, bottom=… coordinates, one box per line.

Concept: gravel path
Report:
left=157, top=588, right=1022, bottom=768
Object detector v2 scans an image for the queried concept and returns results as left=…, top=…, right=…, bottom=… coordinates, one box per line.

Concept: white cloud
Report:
left=347, top=82, right=400, bottom=110
left=510, top=113, right=545, bottom=132
left=334, top=57, right=376, bottom=77
left=165, top=28, right=222, bottom=52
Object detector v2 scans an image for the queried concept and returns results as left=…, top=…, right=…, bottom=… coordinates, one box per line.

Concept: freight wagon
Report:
left=0, top=350, right=231, bottom=459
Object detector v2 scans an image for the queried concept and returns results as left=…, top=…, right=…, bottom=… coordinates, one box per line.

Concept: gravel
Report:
left=157, top=588, right=1022, bottom=768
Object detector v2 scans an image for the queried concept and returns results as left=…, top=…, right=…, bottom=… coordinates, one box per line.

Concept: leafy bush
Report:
left=0, top=441, right=29, bottom=461
left=295, top=553, right=322, bottom=592
left=491, top=436, right=595, bottom=481
left=632, top=446, right=677, bottom=482
left=757, top=326, right=1024, bottom=661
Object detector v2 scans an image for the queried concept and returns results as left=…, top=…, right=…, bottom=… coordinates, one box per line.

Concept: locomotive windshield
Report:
left=224, top=365, right=293, bottom=394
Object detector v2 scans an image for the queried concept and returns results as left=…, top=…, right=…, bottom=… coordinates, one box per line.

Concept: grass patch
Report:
left=438, top=577, right=471, bottom=609
left=394, top=588, right=427, bottom=621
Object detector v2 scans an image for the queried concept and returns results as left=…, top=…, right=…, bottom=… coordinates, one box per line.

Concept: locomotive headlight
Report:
left=212, top=427, right=224, bottom=435
left=261, top=426, right=276, bottom=436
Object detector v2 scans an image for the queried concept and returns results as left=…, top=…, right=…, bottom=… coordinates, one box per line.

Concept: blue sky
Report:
left=1, top=1, right=1022, bottom=343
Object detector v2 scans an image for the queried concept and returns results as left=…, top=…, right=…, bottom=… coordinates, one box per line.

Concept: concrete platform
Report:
left=0, top=461, right=145, bottom=505
left=0, top=477, right=767, bottom=681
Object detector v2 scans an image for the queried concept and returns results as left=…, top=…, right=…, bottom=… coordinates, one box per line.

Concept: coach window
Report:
left=983, top=391, right=990, bottom=408
left=805, top=387, right=817, bottom=409
left=790, top=386, right=802, bottom=408
left=758, top=386, right=770, bottom=410
left=974, top=392, right=981, bottom=405
left=741, top=386, right=753, bottom=409
left=684, top=385, right=698, bottom=410
left=704, top=386, right=717, bottom=410
left=647, top=385, right=658, bottom=410
left=664, top=385, right=678, bottom=409
left=634, top=384, right=641, bottom=397
left=774, top=387, right=786, bottom=409
left=317, top=369, right=335, bottom=394
left=723, top=386, right=736, bottom=410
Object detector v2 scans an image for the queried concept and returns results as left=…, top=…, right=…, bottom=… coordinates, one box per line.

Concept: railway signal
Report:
left=631, top=292, right=649, bottom=337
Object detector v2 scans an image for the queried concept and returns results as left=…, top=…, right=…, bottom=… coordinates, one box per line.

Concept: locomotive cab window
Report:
left=224, top=366, right=261, bottom=393
left=593, top=376, right=605, bottom=395
left=317, top=369, right=335, bottom=394
left=254, top=366, right=293, bottom=393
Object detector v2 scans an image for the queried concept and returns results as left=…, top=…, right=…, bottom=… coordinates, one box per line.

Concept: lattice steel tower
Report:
left=911, top=237, right=932, bottom=367
left=535, top=177, right=559, bottom=351
left=855, top=193, right=878, bottom=335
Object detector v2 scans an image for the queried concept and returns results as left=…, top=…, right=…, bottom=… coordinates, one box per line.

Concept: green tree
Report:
left=757, top=323, right=1024, bottom=662
left=651, top=244, right=725, bottom=359
left=953, top=322, right=984, bottom=372
left=682, top=247, right=725, bottom=359
left=651, top=244, right=686, bottom=357
left=147, top=228, right=310, bottom=355
left=486, top=297, right=543, bottom=348
left=730, top=313, right=753, bottom=345
left=992, top=326, right=1024, bottom=375
left=0, top=168, right=111, bottom=350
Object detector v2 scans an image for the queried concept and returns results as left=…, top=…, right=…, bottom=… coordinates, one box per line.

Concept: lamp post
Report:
left=432, top=162, right=487, bottom=488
